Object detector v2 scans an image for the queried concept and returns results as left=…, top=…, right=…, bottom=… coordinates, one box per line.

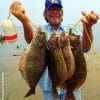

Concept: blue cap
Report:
left=45, top=0, right=63, bottom=10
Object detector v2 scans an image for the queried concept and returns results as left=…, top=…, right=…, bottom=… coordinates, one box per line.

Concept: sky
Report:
left=0, top=0, right=100, bottom=26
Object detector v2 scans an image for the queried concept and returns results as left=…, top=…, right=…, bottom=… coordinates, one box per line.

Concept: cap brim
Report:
left=46, top=3, right=62, bottom=10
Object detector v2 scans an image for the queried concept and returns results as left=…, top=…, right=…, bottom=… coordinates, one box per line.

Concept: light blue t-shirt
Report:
left=38, top=24, right=81, bottom=96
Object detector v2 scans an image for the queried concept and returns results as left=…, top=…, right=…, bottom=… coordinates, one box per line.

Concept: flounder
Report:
left=19, top=28, right=47, bottom=97
left=47, top=33, right=68, bottom=97
left=64, top=29, right=87, bottom=100
left=60, top=31, right=75, bottom=80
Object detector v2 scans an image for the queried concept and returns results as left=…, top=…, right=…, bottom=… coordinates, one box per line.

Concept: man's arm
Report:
left=10, top=1, right=34, bottom=44
left=81, top=11, right=99, bottom=52
left=22, top=20, right=34, bottom=44
left=82, top=24, right=93, bottom=52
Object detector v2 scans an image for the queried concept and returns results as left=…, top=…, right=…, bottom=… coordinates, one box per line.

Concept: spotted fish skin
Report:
left=19, top=29, right=47, bottom=97
left=60, top=31, right=75, bottom=80
left=19, top=44, right=31, bottom=86
left=65, top=29, right=87, bottom=100
left=47, top=33, right=68, bottom=97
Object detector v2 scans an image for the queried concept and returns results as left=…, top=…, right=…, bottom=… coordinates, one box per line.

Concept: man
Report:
left=10, top=0, right=99, bottom=100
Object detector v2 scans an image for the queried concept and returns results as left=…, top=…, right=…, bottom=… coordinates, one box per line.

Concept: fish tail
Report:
left=52, top=86, right=58, bottom=97
left=65, top=90, right=75, bottom=100
left=24, top=88, right=35, bottom=97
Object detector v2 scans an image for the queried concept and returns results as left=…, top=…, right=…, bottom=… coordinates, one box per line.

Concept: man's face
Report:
left=44, top=5, right=63, bottom=26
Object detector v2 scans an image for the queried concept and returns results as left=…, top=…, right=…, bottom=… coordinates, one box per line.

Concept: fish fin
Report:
left=24, top=88, right=35, bottom=97
left=65, top=90, right=75, bottom=100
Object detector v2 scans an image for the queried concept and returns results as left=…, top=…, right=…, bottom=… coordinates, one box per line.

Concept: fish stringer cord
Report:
left=84, top=24, right=100, bottom=59
left=72, top=13, right=100, bottom=59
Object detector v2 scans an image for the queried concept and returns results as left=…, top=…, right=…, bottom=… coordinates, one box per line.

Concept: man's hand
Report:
left=10, top=1, right=29, bottom=22
left=81, top=11, right=99, bottom=27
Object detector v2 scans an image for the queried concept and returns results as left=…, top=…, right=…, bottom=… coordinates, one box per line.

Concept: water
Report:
left=0, top=24, right=100, bottom=57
